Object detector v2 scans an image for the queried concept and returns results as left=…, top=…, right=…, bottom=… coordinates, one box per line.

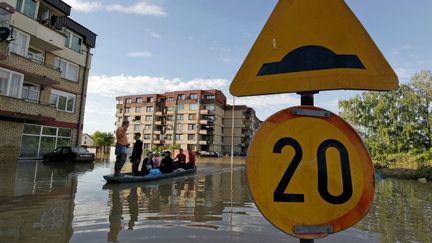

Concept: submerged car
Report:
left=43, top=146, right=95, bottom=162
left=199, top=151, right=220, bottom=157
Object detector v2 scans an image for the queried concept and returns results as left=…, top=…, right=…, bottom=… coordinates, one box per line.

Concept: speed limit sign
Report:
left=247, top=106, right=375, bottom=239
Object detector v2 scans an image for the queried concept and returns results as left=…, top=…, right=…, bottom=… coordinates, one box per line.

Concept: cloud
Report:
left=149, top=31, right=161, bottom=39
left=87, top=74, right=228, bottom=97
left=63, top=0, right=167, bottom=16
left=63, top=0, right=102, bottom=13
left=126, top=51, right=154, bottom=57
left=394, top=67, right=412, bottom=80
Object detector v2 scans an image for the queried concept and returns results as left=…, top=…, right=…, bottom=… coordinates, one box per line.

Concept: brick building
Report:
left=0, top=1, right=96, bottom=161
left=115, top=90, right=261, bottom=154
left=223, top=105, right=262, bottom=156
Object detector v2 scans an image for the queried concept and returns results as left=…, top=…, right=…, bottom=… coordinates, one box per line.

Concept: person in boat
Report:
left=114, top=120, right=129, bottom=176
left=174, top=148, right=187, bottom=169
left=129, top=133, right=143, bottom=176
left=183, top=150, right=196, bottom=170
left=140, top=151, right=153, bottom=176
left=148, top=152, right=162, bottom=176
left=152, top=153, right=161, bottom=168
left=160, top=151, right=174, bottom=174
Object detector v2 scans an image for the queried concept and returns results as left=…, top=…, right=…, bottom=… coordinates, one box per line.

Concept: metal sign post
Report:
left=298, top=92, right=316, bottom=243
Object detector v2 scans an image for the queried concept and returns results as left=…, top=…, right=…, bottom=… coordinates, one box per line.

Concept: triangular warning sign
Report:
left=230, top=0, right=399, bottom=97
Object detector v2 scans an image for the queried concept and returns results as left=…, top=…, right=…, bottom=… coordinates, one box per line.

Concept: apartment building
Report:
left=115, top=90, right=261, bottom=155
left=223, top=105, right=262, bottom=156
left=0, top=1, right=96, bottom=161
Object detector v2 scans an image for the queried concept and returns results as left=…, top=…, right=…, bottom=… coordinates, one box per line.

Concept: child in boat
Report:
left=148, top=152, right=161, bottom=176
left=129, top=133, right=143, bottom=176
left=152, top=153, right=161, bottom=168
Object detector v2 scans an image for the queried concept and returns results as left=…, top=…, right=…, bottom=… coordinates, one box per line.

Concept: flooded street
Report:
left=0, top=158, right=431, bottom=243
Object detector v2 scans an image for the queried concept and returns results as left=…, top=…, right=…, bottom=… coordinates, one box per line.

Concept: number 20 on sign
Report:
left=247, top=106, right=375, bottom=239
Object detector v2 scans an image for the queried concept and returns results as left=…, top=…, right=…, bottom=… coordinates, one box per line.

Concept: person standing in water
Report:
left=114, top=120, right=129, bottom=176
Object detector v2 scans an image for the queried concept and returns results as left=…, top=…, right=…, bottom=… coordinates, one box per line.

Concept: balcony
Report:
left=2, top=53, right=61, bottom=86
left=199, top=120, right=208, bottom=125
left=167, top=110, right=175, bottom=115
left=155, top=120, right=163, bottom=125
left=0, top=95, right=56, bottom=120
left=166, top=120, right=174, bottom=125
left=155, top=111, right=164, bottom=116
left=153, top=140, right=162, bottom=144
left=11, top=12, right=65, bottom=51
left=154, top=130, right=161, bottom=135
left=199, top=140, right=210, bottom=145
left=199, top=130, right=208, bottom=135
left=200, top=110, right=215, bottom=115
left=165, top=130, right=174, bottom=134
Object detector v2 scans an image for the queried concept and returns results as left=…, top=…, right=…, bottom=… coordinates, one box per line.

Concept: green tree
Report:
left=92, top=131, right=115, bottom=152
left=338, top=70, right=432, bottom=165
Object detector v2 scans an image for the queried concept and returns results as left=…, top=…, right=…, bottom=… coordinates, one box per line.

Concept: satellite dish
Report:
left=0, top=27, right=10, bottom=42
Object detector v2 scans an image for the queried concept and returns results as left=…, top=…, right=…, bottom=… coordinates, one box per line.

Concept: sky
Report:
left=61, top=0, right=432, bottom=134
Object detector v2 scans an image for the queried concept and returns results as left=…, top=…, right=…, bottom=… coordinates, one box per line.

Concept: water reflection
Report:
left=102, top=167, right=252, bottom=242
left=357, top=179, right=432, bottom=243
left=0, top=161, right=93, bottom=243
left=0, top=160, right=430, bottom=243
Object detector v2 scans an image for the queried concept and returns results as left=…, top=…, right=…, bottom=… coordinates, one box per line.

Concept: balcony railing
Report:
left=0, top=95, right=57, bottom=120
left=199, top=130, right=208, bottom=135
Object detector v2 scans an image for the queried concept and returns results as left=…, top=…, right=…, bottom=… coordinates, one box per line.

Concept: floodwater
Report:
left=0, top=158, right=431, bottom=243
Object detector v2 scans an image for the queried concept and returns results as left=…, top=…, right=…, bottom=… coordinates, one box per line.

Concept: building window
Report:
left=9, top=29, right=29, bottom=57
left=190, top=93, right=198, bottom=99
left=177, top=104, right=184, bottom=110
left=125, top=108, right=131, bottom=113
left=167, top=106, right=175, bottom=111
left=165, top=134, right=172, bottom=140
left=134, top=125, right=141, bottom=132
left=54, top=58, right=79, bottom=82
left=146, top=106, right=154, bottom=112
left=176, top=124, right=183, bottom=131
left=205, top=105, right=215, bottom=111
left=20, top=124, right=72, bottom=158
left=49, top=89, right=76, bottom=112
left=175, top=134, right=183, bottom=140
left=136, top=98, right=142, bottom=103
left=135, top=107, right=141, bottom=113
left=188, top=114, right=195, bottom=120
left=21, top=82, right=40, bottom=102
left=204, top=95, right=215, bottom=100
left=16, top=0, right=37, bottom=19
left=146, top=97, right=154, bottom=102
left=189, top=104, right=197, bottom=110
left=167, top=97, right=174, bottom=101
left=126, top=98, right=131, bottom=104
left=178, top=94, right=185, bottom=100
left=145, top=115, right=152, bottom=121
left=176, top=114, right=184, bottom=120
left=188, top=134, right=195, bottom=141
left=124, top=116, right=129, bottom=121
left=144, top=134, right=151, bottom=140
left=145, top=125, right=152, bottom=130
left=188, top=124, right=195, bottom=130
left=134, top=116, right=141, bottom=121
left=0, top=68, right=24, bottom=98
left=143, top=143, right=150, bottom=149
left=27, top=47, right=45, bottom=65
left=64, top=30, right=82, bottom=53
